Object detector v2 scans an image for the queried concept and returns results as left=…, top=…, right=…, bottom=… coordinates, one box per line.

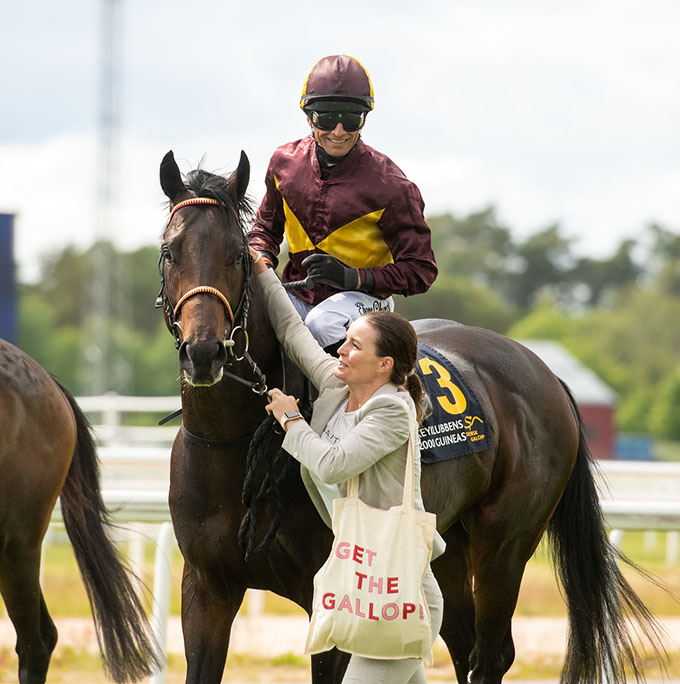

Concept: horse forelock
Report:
left=184, top=168, right=254, bottom=234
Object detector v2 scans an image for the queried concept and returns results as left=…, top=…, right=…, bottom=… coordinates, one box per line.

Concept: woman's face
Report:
left=334, top=317, right=392, bottom=387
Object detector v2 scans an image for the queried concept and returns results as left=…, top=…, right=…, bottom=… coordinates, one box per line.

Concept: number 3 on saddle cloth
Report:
left=415, top=343, right=491, bottom=464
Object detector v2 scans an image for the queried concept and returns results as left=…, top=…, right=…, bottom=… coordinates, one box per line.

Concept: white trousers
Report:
left=341, top=568, right=444, bottom=684
left=288, top=291, right=395, bottom=348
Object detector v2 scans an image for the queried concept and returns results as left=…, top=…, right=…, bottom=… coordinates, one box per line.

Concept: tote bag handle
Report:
left=346, top=401, right=417, bottom=509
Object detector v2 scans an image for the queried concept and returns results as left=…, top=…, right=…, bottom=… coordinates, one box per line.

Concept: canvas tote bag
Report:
left=305, top=408, right=437, bottom=664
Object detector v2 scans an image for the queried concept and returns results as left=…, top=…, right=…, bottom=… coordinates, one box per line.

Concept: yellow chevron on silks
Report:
left=317, top=210, right=393, bottom=268
left=275, top=177, right=394, bottom=267
left=278, top=191, right=316, bottom=254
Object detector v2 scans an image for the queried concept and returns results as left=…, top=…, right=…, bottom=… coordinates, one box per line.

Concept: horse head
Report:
left=158, top=150, right=252, bottom=387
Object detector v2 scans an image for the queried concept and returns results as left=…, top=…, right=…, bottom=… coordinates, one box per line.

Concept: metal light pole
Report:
left=82, top=0, right=131, bottom=394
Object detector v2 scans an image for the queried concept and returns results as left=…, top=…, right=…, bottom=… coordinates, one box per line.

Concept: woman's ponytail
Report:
left=405, top=371, right=424, bottom=426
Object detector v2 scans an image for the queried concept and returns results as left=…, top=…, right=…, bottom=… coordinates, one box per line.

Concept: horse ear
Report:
left=160, top=150, right=186, bottom=201
left=227, top=150, right=250, bottom=202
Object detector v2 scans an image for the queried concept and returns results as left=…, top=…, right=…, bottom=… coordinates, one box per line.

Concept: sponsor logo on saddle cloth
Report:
left=416, top=342, right=490, bottom=463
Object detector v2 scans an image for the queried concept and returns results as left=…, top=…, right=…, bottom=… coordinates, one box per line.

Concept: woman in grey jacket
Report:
left=251, top=249, right=444, bottom=684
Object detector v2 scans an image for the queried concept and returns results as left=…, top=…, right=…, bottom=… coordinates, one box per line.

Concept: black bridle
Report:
left=155, top=197, right=269, bottom=402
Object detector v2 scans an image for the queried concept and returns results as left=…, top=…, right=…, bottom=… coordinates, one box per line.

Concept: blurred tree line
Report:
left=17, top=212, right=680, bottom=439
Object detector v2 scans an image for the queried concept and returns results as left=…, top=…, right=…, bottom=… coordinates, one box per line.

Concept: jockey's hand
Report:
left=302, top=254, right=360, bottom=291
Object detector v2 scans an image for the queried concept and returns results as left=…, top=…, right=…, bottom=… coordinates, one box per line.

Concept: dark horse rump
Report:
left=0, top=339, right=158, bottom=684
left=158, top=150, right=667, bottom=684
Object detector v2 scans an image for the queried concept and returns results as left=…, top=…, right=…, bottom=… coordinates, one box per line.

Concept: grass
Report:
left=1, top=529, right=679, bottom=682
left=22, top=528, right=680, bottom=620
left=655, top=440, right=680, bottom=462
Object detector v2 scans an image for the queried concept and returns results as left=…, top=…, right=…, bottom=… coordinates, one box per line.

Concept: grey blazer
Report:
left=256, top=269, right=445, bottom=559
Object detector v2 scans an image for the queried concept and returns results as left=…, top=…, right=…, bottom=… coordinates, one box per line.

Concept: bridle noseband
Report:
left=156, top=196, right=268, bottom=396
left=174, top=285, right=234, bottom=325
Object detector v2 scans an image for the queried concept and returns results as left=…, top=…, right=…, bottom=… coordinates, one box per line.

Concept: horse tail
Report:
left=547, top=379, right=667, bottom=684
left=55, top=379, right=159, bottom=683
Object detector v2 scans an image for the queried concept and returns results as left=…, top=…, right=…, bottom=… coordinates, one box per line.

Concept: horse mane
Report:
left=184, top=166, right=255, bottom=232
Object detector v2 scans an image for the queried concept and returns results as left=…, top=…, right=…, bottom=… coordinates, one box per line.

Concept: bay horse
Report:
left=158, top=149, right=665, bottom=684
left=0, top=339, right=158, bottom=684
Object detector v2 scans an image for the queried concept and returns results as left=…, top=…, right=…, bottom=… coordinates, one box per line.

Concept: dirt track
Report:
left=2, top=615, right=679, bottom=658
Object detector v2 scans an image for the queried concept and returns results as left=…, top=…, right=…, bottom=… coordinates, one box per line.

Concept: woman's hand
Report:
left=248, top=246, right=268, bottom=276
left=265, top=388, right=302, bottom=426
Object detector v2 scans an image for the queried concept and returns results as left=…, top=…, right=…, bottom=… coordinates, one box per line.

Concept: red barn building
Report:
left=518, top=340, right=617, bottom=460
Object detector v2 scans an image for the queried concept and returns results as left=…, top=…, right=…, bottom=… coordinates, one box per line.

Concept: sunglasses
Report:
left=309, top=110, right=367, bottom=132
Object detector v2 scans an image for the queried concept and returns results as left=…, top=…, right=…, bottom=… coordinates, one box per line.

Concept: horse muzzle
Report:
left=178, top=338, right=228, bottom=387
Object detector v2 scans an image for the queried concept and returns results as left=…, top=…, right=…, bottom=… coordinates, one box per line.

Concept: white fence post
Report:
left=667, top=531, right=679, bottom=567
left=149, top=522, right=176, bottom=684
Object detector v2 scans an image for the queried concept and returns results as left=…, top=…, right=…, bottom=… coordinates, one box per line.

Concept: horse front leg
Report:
left=180, top=561, right=245, bottom=684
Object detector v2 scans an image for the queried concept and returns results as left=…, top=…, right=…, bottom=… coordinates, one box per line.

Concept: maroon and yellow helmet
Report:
left=300, top=55, right=374, bottom=113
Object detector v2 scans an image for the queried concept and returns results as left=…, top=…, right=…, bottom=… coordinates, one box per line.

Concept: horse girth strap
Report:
left=173, top=285, right=235, bottom=325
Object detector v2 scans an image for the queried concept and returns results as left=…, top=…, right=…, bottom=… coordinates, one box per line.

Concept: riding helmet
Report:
left=300, top=55, right=374, bottom=113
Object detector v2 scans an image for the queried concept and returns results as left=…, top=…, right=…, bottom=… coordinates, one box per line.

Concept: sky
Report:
left=1, top=0, right=678, bottom=282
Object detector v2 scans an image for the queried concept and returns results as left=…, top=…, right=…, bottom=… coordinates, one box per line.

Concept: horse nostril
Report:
left=214, top=341, right=227, bottom=365
left=178, top=340, right=192, bottom=371
left=180, top=339, right=227, bottom=383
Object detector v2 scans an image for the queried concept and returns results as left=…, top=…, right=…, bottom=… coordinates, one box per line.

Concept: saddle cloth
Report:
left=416, top=342, right=490, bottom=464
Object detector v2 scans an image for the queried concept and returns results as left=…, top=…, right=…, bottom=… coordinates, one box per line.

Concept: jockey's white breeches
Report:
left=288, top=291, right=395, bottom=348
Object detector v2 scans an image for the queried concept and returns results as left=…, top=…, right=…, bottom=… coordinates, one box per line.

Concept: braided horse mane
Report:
left=238, top=408, right=311, bottom=559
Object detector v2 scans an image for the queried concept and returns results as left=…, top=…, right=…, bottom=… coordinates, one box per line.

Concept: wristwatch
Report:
left=281, top=410, right=303, bottom=430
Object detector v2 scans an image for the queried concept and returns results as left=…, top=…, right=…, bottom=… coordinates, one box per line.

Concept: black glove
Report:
left=301, top=254, right=360, bottom=291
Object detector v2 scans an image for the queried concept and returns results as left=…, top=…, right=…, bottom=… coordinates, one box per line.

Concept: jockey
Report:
left=247, top=54, right=438, bottom=354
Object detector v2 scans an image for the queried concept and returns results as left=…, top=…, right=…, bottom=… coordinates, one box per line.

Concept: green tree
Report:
left=645, top=223, right=680, bottom=295
left=504, top=295, right=576, bottom=340
left=26, top=245, right=90, bottom=328
left=428, top=208, right=515, bottom=289
left=18, top=293, right=57, bottom=365
left=395, top=274, right=515, bottom=333
left=505, top=225, right=574, bottom=310
left=648, top=365, right=680, bottom=440
left=569, top=239, right=640, bottom=307
left=19, top=242, right=177, bottom=395
left=509, top=284, right=680, bottom=434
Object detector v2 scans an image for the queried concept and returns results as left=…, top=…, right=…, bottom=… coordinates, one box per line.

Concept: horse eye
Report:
left=162, top=247, right=175, bottom=264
